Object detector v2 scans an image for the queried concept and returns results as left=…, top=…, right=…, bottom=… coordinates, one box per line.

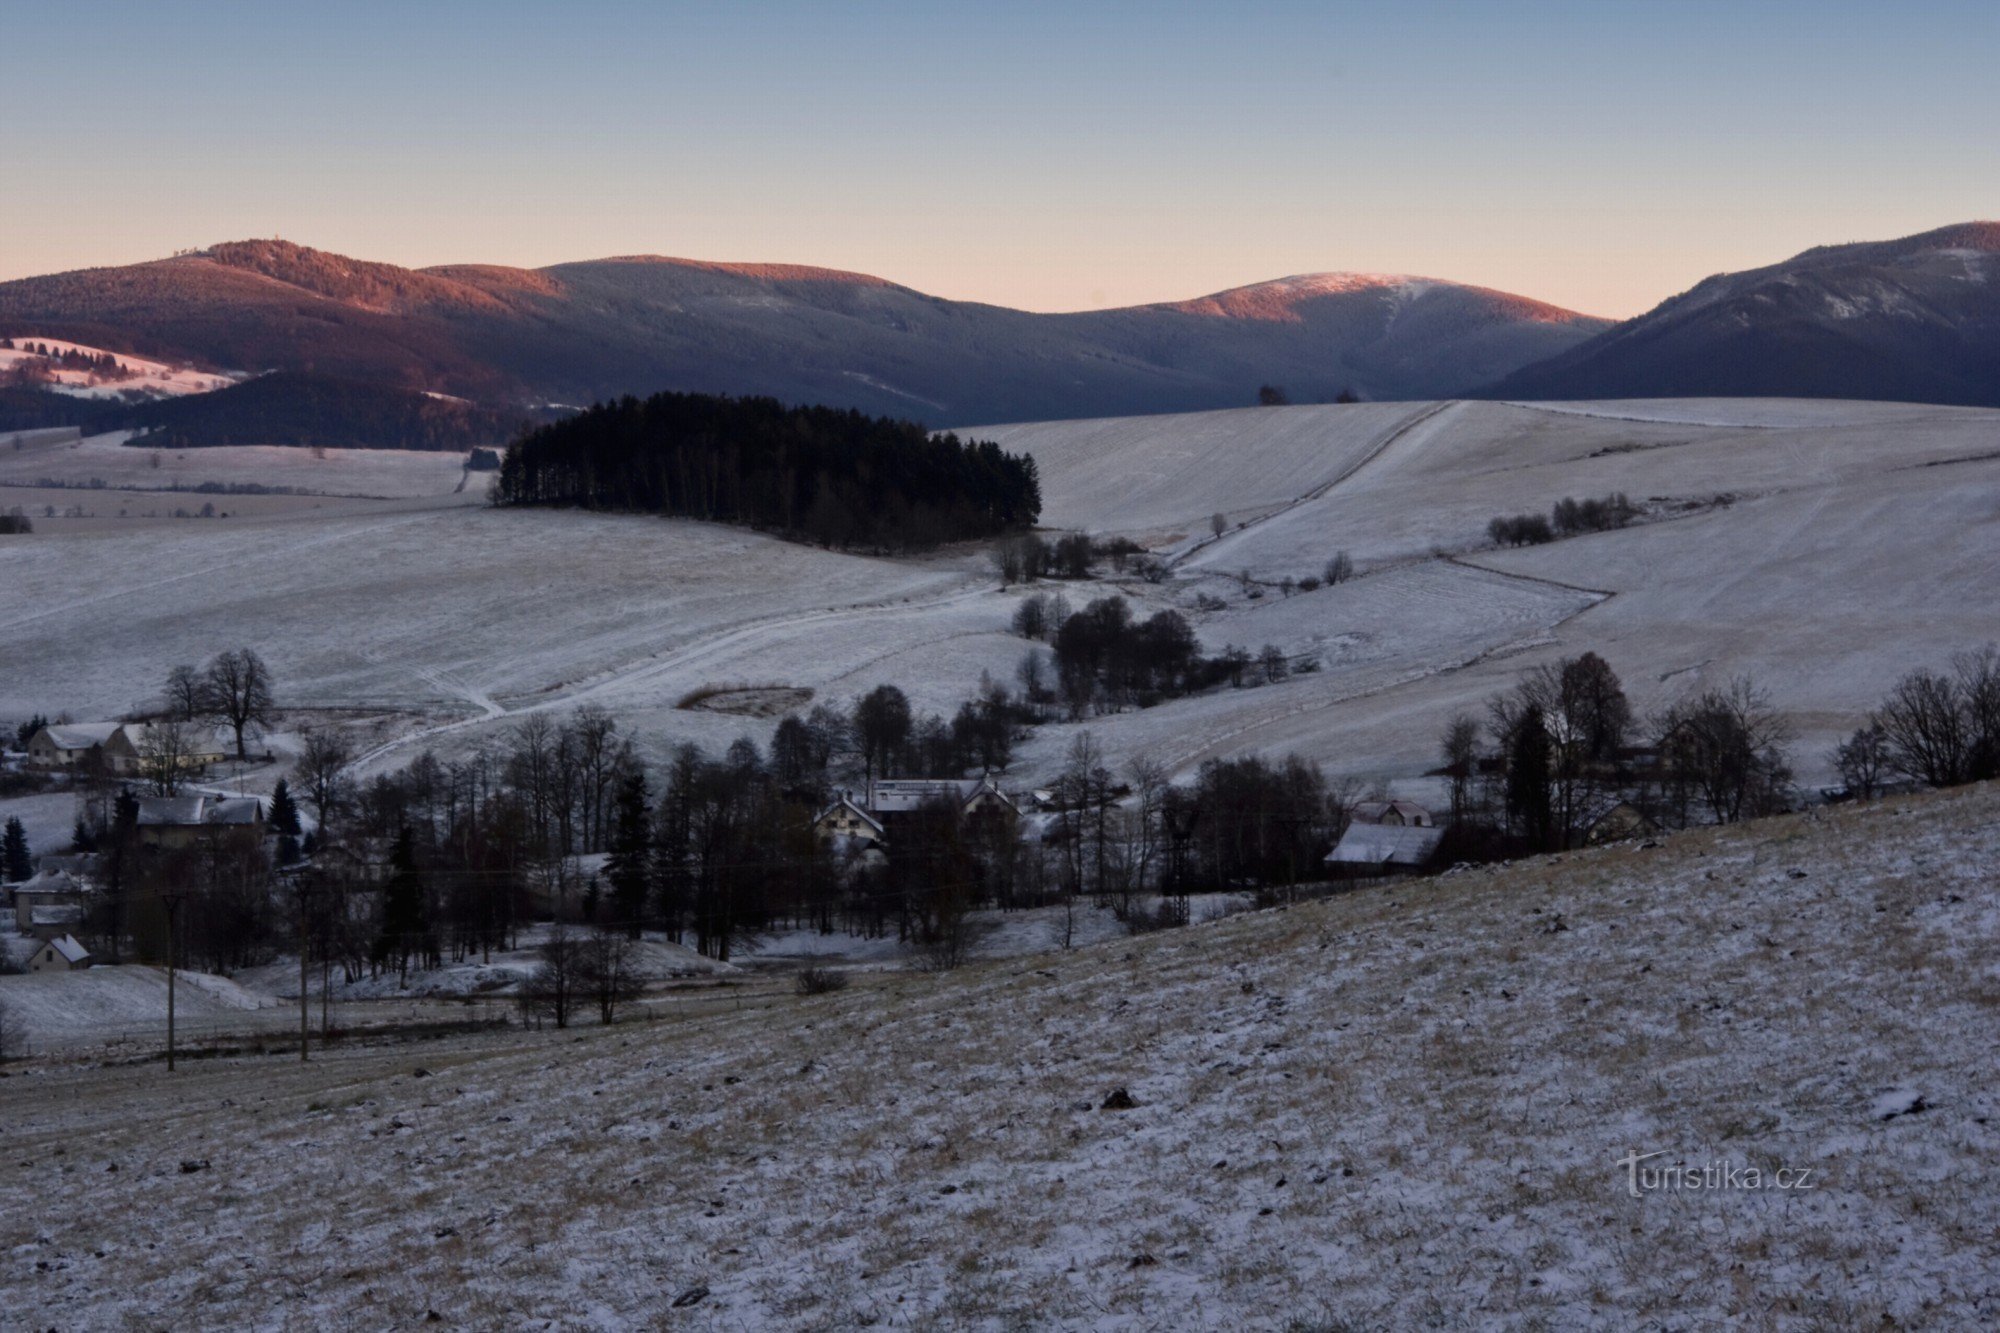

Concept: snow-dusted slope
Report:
left=3, top=784, right=1995, bottom=1326
left=2, top=397, right=1994, bottom=793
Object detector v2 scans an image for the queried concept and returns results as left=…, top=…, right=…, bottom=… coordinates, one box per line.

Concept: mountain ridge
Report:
left=0, top=240, right=1608, bottom=426
left=1486, top=221, right=2000, bottom=407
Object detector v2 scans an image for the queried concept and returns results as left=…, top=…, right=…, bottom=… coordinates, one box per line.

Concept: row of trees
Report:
left=1836, top=647, right=2000, bottom=796
left=1488, top=493, right=1637, bottom=547
left=1440, top=652, right=1796, bottom=855
left=494, top=390, right=1042, bottom=552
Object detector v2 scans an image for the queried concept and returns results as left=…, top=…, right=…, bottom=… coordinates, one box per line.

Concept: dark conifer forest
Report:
left=495, top=391, right=1041, bottom=551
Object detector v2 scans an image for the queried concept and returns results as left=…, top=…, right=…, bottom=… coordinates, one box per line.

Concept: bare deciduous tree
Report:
left=580, top=926, right=641, bottom=1024
left=204, top=648, right=275, bottom=759
left=1834, top=719, right=1890, bottom=801
left=520, top=923, right=582, bottom=1029
left=297, top=729, right=352, bottom=834
left=164, top=664, right=208, bottom=721
left=138, top=719, right=200, bottom=796
left=1653, top=678, right=1794, bottom=826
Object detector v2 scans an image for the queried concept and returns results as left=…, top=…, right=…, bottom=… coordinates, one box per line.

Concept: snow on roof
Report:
left=1326, top=822, right=1444, bottom=867
left=37, top=722, right=122, bottom=750
left=136, top=795, right=207, bottom=826
left=814, top=796, right=885, bottom=836
left=31, top=904, right=86, bottom=927
left=867, top=778, right=1014, bottom=815
left=133, top=795, right=263, bottom=827
left=1352, top=800, right=1433, bottom=826
left=46, top=934, right=91, bottom=964
left=205, top=797, right=264, bottom=825
left=16, top=869, right=83, bottom=896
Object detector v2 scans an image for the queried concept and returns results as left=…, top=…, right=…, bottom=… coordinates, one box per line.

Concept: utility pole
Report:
left=162, top=888, right=185, bottom=1072
left=297, top=879, right=311, bottom=1062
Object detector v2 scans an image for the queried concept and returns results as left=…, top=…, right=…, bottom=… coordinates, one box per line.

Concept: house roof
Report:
left=135, top=795, right=265, bottom=827
left=1326, top=822, right=1444, bottom=867
left=1351, top=799, right=1432, bottom=825
left=868, top=777, right=1016, bottom=815
left=136, top=795, right=207, bottom=826
left=107, top=722, right=228, bottom=756
left=30, top=904, right=86, bottom=927
left=16, top=869, right=84, bottom=897
left=45, top=933, right=91, bottom=964
left=813, top=795, right=886, bottom=837
left=36, top=722, right=121, bottom=750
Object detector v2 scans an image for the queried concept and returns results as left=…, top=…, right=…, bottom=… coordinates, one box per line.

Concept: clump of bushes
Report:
left=1490, top=493, right=1637, bottom=547
left=795, top=965, right=850, bottom=996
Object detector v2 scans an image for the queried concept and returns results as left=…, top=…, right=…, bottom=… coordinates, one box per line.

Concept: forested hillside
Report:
left=128, top=372, right=521, bottom=450
left=496, top=391, right=1041, bottom=550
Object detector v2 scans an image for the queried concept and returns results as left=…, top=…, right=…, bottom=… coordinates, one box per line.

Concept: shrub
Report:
left=795, top=965, right=850, bottom=996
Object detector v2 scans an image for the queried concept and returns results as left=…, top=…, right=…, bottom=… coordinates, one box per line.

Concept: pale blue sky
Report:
left=4, top=0, right=1995, bottom=315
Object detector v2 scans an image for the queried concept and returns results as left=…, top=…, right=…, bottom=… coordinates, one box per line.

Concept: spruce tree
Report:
left=1, top=817, right=30, bottom=883
left=269, top=778, right=302, bottom=865
left=1506, top=705, right=1556, bottom=852
left=604, top=771, right=652, bottom=939
left=375, top=827, right=429, bottom=985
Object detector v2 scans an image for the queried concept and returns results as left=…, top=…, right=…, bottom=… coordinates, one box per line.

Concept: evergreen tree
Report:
left=604, top=770, right=652, bottom=939
left=1, top=817, right=30, bottom=883
left=269, top=778, right=302, bottom=865
left=1505, top=704, right=1555, bottom=851
left=494, top=390, right=1040, bottom=552
left=374, top=827, right=431, bottom=985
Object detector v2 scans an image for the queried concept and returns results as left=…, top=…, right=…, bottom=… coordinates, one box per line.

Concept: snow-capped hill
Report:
left=1492, top=221, right=2000, bottom=407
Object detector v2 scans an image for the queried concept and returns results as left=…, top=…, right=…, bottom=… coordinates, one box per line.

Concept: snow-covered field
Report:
left=2, top=397, right=1995, bottom=796
left=0, top=965, right=277, bottom=1054
left=0, top=339, right=238, bottom=399
left=3, top=781, right=1995, bottom=1327
left=0, top=429, right=474, bottom=498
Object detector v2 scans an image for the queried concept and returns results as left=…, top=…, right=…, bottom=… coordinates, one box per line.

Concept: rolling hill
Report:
left=0, top=241, right=1608, bottom=426
left=1488, top=222, right=2000, bottom=407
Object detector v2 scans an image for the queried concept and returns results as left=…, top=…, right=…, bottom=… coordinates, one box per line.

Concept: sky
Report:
left=3, top=0, right=1996, bottom=317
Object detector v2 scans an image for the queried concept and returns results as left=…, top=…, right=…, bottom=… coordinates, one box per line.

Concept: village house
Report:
left=25, top=721, right=226, bottom=777
left=811, top=778, right=1019, bottom=851
left=1325, top=821, right=1444, bottom=877
left=811, top=794, right=887, bottom=850
left=27, top=933, right=91, bottom=972
left=134, top=794, right=265, bottom=850
left=1583, top=800, right=1661, bottom=845
left=11, top=867, right=88, bottom=939
left=1349, top=799, right=1434, bottom=828
left=25, top=722, right=123, bottom=770
left=103, top=723, right=227, bottom=777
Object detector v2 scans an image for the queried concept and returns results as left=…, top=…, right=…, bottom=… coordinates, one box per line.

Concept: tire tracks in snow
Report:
left=1169, top=399, right=1461, bottom=572
left=346, top=578, right=992, bottom=775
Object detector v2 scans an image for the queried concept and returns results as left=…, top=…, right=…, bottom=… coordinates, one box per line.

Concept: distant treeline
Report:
left=495, top=391, right=1042, bottom=551
left=0, top=373, right=522, bottom=451
left=131, top=373, right=521, bottom=451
